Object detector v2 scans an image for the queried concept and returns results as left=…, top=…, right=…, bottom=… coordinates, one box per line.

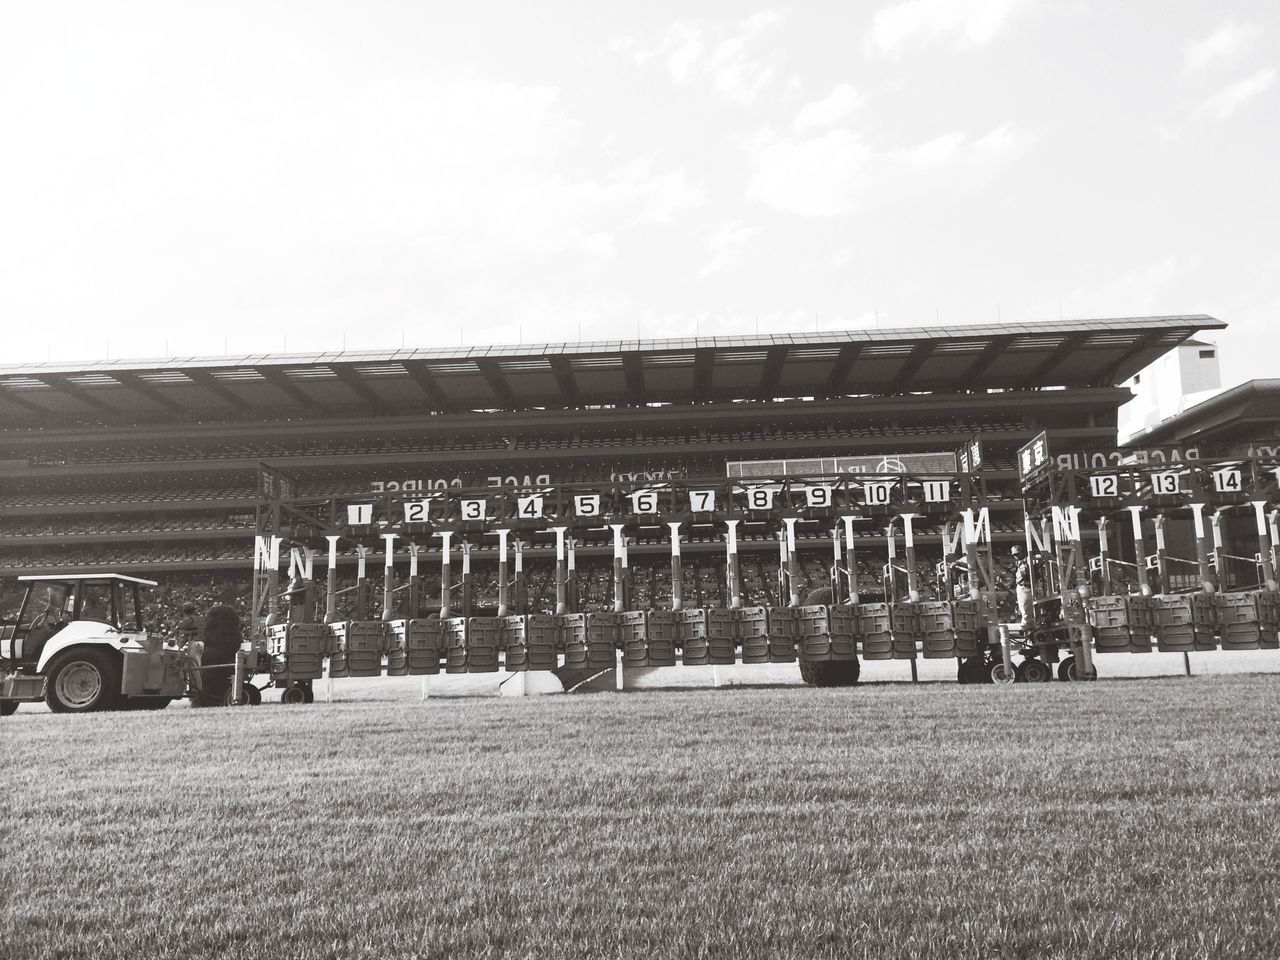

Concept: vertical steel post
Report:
left=461, top=542, right=472, bottom=616
left=610, top=523, right=627, bottom=613
left=553, top=526, right=568, bottom=615
left=902, top=514, right=920, bottom=602
left=1127, top=506, right=1151, bottom=596
left=784, top=518, right=801, bottom=606
left=495, top=529, right=510, bottom=617
left=725, top=519, right=742, bottom=609
left=436, top=531, right=452, bottom=619
left=1096, top=518, right=1112, bottom=595
left=842, top=515, right=859, bottom=605
left=381, top=533, right=397, bottom=621
left=1189, top=503, right=1214, bottom=593
left=669, top=522, right=684, bottom=611
left=324, top=536, right=340, bottom=623
left=1252, top=502, right=1277, bottom=590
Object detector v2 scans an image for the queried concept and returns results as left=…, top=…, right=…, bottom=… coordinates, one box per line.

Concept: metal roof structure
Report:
left=0, top=314, right=1225, bottom=425
left=1129, top=379, right=1280, bottom=448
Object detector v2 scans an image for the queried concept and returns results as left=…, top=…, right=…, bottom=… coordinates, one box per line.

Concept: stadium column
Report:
left=842, top=515, right=859, bottom=604
left=382, top=533, right=397, bottom=621
left=495, top=528, right=510, bottom=617
left=610, top=524, right=627, bottom=614
left=1189, top=503, right=1214, bottom=594
left=436, top=531, right=453, bottom=619
left=1252, top=502, right=1277, bottom=590
left=324, top=536, right=340, bottom=623
left=668, top=522, right=683, bottom=611
left=1127, top=507, right=1151, bottom=597
left=724, top=519, right=741, bottom=609
left=552, top=526, right=568, bottom=615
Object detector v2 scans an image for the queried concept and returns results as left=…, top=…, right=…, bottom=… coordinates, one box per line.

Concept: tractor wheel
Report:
left=799, top=659, right=860, bottom=687
left=989, top=660, right=1017, bottom=685
left=1, top=700, right=18, bottom=716
left=1058, top=656, right=1097, bottom=682
left=281, top=685, right=307, bottom=705
left=223, top=684, right=263, bottom=707
left=1016, top=659, right=1052, bottom=684
left=45, top=649, right=121, bottom=713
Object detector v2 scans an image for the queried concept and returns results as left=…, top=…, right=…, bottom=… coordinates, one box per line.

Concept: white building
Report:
left=1117, top=338, right=1222, bottom=445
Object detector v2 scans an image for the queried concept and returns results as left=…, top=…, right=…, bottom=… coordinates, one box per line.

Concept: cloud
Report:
left=745, top=123, right=1030, bottom=217
left=794, top=83, right=862, bottom=130
left=866, top=0, right=1031, bottom=57
left=639, top=10, right=788, bottom=103
left=1185, top=20, right=1261, bottom=73
left=1192, top=67, right=1276, bottom=120
left=697, top=220, right=760, bottom=279
left=1061, top=257, right=1181, bottom=318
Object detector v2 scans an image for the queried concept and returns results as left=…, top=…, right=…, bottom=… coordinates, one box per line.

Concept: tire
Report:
left=799, top=659, right=860, bottom=687
left=223, top=684, right=263, bottom=706
left=1058, top=656, right=1097, bottom=682
left=1016, top=659, right=1052, bottom=684
left=45, top=649, right=121, bottom=713
left=1, top=700, right=18, bottom=717
left=989, top=660, right=1017, bottom=684
left=281, top=685, right=307, bottom=705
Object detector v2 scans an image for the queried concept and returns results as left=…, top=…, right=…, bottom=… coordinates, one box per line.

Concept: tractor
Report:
left=0, top=573, right=190, bottom=714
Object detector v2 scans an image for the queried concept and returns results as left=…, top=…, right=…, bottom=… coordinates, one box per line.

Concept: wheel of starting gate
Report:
left=280, top=685, right=307, bottom=705
left=223, top=684, right=263, bottom=707
left=1057, top=656, right=1097, bottom=682
left=1016, top=659, right=1052, bottom=684
left=988, top=660, right=1016, bottom=685
left=1, top=700, right=18, bottom=717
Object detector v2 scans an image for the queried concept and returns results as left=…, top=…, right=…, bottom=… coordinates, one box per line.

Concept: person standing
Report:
left=1011, top=546, right=1034, bottom=630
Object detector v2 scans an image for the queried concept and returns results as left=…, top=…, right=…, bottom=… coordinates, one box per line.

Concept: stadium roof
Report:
left=1129, top=378, right=1280, bottom=447
left=0, top=314, right=1224, bottom=424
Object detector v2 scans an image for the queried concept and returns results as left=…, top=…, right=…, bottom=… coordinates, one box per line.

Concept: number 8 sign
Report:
left=746, top=488, right=773, bottom=511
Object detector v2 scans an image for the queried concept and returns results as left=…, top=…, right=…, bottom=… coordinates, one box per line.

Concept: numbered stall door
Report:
left=500, top=615, right=528, bottom=671
left=1215, top=593, right=1261, bottom=651
left=1256, top=592, right=1280, bottom=649
left=584, top=612, right=636, bottom=670
left=739, top=607, right=774, bottom=663
left=951, top=600, right=986, bottom=659
left=1151, top=596, right=1194, bottom=653
left=523, top=614, right=561, bottom=671
left=854, top=602, right=894, bottom=660
left=889, top=602, right=921, bottom=660
left=916, top=601, right=956, bottom=659
left=465, top=618, right=502, bottom=673
left=400, top=617, right=444, bottom=676
left=326, top=621, right=349, bottom=678
left=1086, top=596, right=1134, bottom=654
left=1190, top=594, right=1219, bottom=651
left=345, top=621, right=386, bottom=677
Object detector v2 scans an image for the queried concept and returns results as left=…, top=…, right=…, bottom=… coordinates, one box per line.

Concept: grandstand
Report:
left=0, top=315, right=1225, bottom=625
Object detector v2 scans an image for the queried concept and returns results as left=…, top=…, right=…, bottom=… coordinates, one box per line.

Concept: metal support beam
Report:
left=823, top=342, right=863, bottom=397
left=110, top=371, right=187, bottom=415
left=0, top=384, right=55, bottom=417
left=890, top=341, right=936, bottom=390
left=623, top=353, right=646, bottom=404
left=330, top=364, right=385, bottom=413
left=34, top=375, right=118, bottom=416
left=256, top=367, right=317, bottom=409
left=757, top=346, right=789, bottom=400
left=692, top=349, right=714, bottom=402
left=402, top=361, right=450, bottom=409
left=548, top=356, right=579, bottom=407
left=184, top=368, right=257, bottom=413
left=1026, top=333, right=1089, bottom=386
left=957, top=335, right=1015, bottom=390
left=476, top=359, right=513, bottom=408
left=1092, top=329, right=1168, bottom=387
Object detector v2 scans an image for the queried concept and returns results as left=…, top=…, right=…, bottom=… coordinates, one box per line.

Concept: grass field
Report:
left=5, top=675, right=1280, bottom=959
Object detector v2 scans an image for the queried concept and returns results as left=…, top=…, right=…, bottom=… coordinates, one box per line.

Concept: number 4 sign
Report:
left=517, top=495, right=544, bottom=518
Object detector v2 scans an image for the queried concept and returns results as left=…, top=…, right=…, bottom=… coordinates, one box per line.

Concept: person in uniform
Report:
left=1011, top=545, right=1034, bottom=629
left=176, top=602, right=200, bottom=648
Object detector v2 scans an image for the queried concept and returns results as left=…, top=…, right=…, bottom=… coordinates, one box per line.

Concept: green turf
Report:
left=4, top=677, right=1279, bottom=959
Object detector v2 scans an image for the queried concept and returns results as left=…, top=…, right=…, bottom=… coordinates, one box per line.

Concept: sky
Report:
left=1, top=1, right=1277, bottom=389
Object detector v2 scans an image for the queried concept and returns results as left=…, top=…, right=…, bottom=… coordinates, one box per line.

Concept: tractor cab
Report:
left=2, top=573, right=152, bottom=669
